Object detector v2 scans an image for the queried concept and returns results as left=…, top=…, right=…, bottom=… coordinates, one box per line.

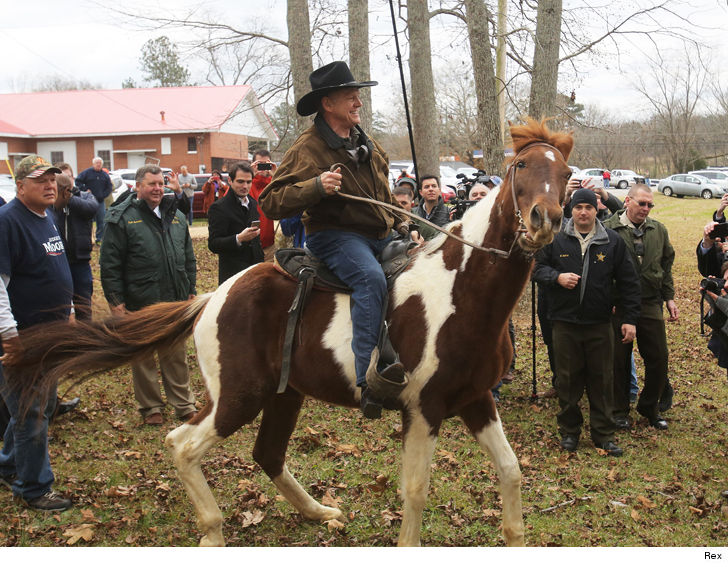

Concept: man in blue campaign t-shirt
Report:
left=0, top=155, right=74, bottom=512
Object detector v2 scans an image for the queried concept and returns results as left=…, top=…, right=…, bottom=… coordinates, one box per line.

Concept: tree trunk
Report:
left=407, top=0, right=439, bottom=183
left=465, top=0, right=504, bottom=176
left=287, top=0, right=314, bottom=135
left=496, top=0, right=507, bottom=145
left=348, top=0, right=373, bottom=133
left=528, top=0, right=562, bottom=120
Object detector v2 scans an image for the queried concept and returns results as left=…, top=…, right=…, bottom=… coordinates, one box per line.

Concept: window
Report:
left=98, top=150, right=111, bottom=170
left=50, top=151, right=64, bottom=165
left=187, top=137, right=197, bottom=153
left=161, top=137, right=171, bottom=155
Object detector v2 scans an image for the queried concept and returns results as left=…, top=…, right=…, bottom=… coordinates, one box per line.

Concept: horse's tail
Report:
left=3, top=294, right=212, bottom=418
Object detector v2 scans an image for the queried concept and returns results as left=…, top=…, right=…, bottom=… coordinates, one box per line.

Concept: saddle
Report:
left=272, top=239, right=418, bottom=395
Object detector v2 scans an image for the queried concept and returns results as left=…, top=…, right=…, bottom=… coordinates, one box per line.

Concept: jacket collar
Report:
left=564, top=217, right=609, bottom=244
left=314, top=113, right=370, bottom=152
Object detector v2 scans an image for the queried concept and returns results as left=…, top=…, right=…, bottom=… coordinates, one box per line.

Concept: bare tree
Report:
left=407, top=0, right=439, bottom=180
left=464, top=0, right=503, bottom=175
left=634, top=45, right=709, bottom=172
left=33, top=76, right=101, bottom=92
left=288, top=0, right=315, bottom=135
left=348, top=0, right=373, bottom=133
left=528, top=0, right=562, bottom=119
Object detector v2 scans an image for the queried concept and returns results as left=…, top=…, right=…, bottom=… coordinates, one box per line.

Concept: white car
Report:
left=388, top=162, right=457, bottom=201
left=0, top=174, right=15, bottom=203
left=689, top=170, right=728, bottom=192
left=609, top=169, right=646, bottom=189
left=110, top=168, right=138, bottom=190
left=571, top=167, right=605, bottom=187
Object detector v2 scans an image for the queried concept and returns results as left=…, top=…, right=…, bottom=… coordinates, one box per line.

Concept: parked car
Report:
left=110, top=168, right=138, bottom=190
left=192, top=173, right=230, bottom=219
left=689, top=169, right=728, bottom=191
left=657, top=174, right=724, bottom=199
left=388, top=162, right=457, bottom=201
left=609, top=169, right=646, bottom=189
left=571, top=167, right=605, bottom=187
left=109, top=173, right=128, bottom=202
left=0, top=174, right=15, bottom=203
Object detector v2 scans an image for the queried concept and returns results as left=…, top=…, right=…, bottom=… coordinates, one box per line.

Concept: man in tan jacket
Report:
left=260, top=62, right=417, bottom=419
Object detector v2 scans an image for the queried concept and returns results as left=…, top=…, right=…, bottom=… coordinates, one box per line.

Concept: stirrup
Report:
left=365, top=346, right=409, bottom=401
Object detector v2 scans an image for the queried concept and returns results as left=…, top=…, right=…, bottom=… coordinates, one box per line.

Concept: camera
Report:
left=448, top=197, right=478, bottom=221
left=701, top=277, right=726, bottom=294
left=258, top=162, right=273, bottom=171
left=709, top=222, right=728, bottom=240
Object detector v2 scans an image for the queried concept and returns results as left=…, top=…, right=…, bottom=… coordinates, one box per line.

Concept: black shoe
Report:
left=25, top=490, right=72, bottom=512
left=648, top=416, right=668, bottom=430
left=0, top=473, right=16, bottom=490
left=614, top=416, right=632, bottom=430
left=54, top=397, right=80, bottom=418
left=560, top=434, right=578, bottom=452
left=596, top=441, right=623, bottom=457
left=659, top=383, right=674, bottom=413
left=360, top=388, right=383, bottom=419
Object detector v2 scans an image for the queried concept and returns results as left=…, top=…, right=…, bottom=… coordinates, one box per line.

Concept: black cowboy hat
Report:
left=296, top=61, right=378, bottom=117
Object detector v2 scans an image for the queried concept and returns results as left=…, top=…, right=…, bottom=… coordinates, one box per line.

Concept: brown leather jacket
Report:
left=259, top=118, right=407, bottom=240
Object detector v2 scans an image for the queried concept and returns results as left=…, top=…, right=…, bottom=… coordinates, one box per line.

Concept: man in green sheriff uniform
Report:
left=100, top=165, right=198, bottom=426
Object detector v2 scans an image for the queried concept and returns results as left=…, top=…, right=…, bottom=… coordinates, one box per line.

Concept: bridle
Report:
left=330, top=141, right=565, bottom=259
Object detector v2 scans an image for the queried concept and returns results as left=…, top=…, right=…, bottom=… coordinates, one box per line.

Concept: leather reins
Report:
left=329, top=140, right=564, bottom=259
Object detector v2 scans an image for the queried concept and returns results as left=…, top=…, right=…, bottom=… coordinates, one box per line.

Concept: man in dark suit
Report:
left=207, top=162, right=264, bottom=285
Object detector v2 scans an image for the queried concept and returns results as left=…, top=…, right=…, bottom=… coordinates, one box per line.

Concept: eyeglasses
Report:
left=635, top=201, right=655, bottom=208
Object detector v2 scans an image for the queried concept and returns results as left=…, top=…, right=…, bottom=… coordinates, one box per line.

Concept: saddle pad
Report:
left=274, top=242, right=416, bottom=294
left=274, top=249, right=352, bottom=293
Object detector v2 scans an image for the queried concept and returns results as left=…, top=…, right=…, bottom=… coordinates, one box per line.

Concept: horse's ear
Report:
left=552, top=131, right=574, bottom=162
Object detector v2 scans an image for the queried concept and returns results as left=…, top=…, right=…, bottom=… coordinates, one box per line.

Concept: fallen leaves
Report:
left=63, top=524, right=95, bottom=545
left=240, top=510, right=265, bottom=528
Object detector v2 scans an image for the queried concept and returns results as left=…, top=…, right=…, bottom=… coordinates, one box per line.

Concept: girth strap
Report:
left=278, top=266, right=316, bottom=394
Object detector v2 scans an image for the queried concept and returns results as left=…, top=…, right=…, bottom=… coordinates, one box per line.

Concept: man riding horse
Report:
left=260, top=61, right=420, bottom=419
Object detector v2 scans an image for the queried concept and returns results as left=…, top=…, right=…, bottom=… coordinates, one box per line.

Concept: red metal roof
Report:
left=0, top=85, right=253, bottom=137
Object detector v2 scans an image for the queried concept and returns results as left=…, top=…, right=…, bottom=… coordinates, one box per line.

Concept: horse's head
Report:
left=505, top=119, right=574, bottom=252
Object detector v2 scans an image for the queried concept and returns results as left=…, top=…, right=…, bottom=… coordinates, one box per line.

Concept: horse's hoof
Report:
left=306, top=505, right=345, bottom=522
left=199, top=532, right=225, bottom=547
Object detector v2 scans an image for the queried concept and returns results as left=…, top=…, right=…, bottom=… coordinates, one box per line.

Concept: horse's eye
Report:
left=516, top=161, right=526, bottom=169
left=565, top=171, right=572, bottom=179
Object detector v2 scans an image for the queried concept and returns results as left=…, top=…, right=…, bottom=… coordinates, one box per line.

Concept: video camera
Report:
left=701, top=277, right=727, bottom=294
left=447, top=170, right=493, bottom=220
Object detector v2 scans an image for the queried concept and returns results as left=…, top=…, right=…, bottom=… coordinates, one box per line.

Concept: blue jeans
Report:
left=306, top=230, right=391, bottom=387
left=70, top=262, right=93, bottom=320
left=94, top=199, right=106, bottom=242
left=0, top=360, right=57, bottom=501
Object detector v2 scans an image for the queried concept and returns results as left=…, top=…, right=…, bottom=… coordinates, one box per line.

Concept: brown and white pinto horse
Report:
left=5, top=119, right=572, bottom=546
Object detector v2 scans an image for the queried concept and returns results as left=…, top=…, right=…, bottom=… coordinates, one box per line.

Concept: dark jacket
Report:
left=207, top=190, right=264, bottom=285
left=99, top=196, right=196, bottom=311
left=603, top=211, right=675, bottom=320
left=76, top=167, right=113, bottom=203
left=533, top=218, right=641, bottom=326
left=412, top=197, right=450, bottom=227
left=52, top=191, right=98, bottom=264
left=259, top=115, right=408, bottom=240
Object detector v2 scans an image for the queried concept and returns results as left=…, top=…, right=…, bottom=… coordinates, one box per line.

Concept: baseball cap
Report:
left=15, top=155, right=62, bottom=181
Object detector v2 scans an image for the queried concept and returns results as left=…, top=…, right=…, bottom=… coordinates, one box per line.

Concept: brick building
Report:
left=0, top=85, right=277, bottom=176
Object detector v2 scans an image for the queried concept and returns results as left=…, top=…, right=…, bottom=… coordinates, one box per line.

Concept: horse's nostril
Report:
left=530, top=206, right=543, bottom=230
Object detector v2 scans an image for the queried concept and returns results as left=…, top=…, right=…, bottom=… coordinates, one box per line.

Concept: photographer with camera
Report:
left=250, top=150, right=277, bottom=249
left=52, top=171, right=98, bottom=321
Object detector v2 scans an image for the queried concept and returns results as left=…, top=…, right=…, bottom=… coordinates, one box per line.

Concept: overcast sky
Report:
left=1, top=0, right=727, bottom=121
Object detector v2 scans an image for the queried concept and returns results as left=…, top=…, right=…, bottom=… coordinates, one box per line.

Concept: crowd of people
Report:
left=0, top=59, right=722, bottom=515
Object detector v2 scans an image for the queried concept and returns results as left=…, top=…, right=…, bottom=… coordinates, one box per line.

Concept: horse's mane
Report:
left=508, top=118, right=573, bottom=163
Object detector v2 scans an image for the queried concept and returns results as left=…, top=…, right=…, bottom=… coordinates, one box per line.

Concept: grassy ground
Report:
left=1, top=193, right=727, bottom=547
